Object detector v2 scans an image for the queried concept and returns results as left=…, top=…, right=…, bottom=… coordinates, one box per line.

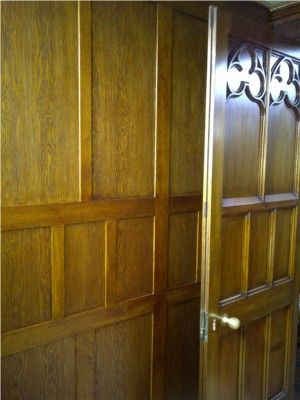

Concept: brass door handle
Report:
left=210, top=313, right=241, bottom=330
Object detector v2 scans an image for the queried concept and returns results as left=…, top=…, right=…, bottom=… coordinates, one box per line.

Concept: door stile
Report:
left=200, top=6, right=229, bottom=399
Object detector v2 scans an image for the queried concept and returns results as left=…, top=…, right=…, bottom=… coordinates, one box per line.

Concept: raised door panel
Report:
left=1, top=228, right=52, bottom=332
left=92, top=2, right=156, bottom=199
left=170, top=11, right=206, bottom=195
left=1, top=2, right=79, bottom=205
left=273, top=209, right=292, bottom=282
left=2, top=337, right=75, bottom=400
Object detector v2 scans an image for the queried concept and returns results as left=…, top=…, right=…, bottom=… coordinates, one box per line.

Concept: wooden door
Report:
left=202, top=6, right=300, bottom=400
left=1, top=2, right=207, bottom=399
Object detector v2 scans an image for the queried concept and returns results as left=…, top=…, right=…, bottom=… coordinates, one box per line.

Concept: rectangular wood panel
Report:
left=170, top=11, right=206, bottom=195
left=268, top=308, right=288, bottom=398
left=166, top=299, right=200, bottom=400
left=1, top=2, right=79, bottom=206
left=168, top=212, right=199, bottom=288
left=94, top=314, right=152, bottom=400
left=223, top=95, right=261, bottom=198
left=273, top=209, right=292, bottom=281
left=220, top=216, right=244, bottom=300
left=65, top=222, right=106, bottom=316
left=116, top=217, right=154, bottom=302
left=2, top=228, right=51, bottom=332
left=244, top=317, right=266, bottom=400
left=2, top=337, right=75, bottom=400
left=266, top=101, right=297, bottom=195
left=92, top=2, right=156, bottom=198
left=248, top=212, right=270, bottom=291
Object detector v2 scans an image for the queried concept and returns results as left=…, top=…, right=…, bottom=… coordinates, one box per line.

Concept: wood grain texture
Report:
left=220, top=216, right=244, bottom=300
left=65, top=221, right=106, bottom=316
left=268, top=307, right=288, bottom=398
left=244, top=317, right=266, bottom=400
left=76, top=331, right=95, bottom=400
left=166, top=299, right=200, bottom=400
left=51, top=225, right=65, bottom=320
left=92, top=2, right=155, bottom=198
left=248, top=212, right=270, bottom=291
left=266, top=103, right=296, bottom=194
left=94, top=314, right=152, bottom=400
left=79, top=2, right=92, bottom=200
left=1, top=2, right=79, bottom=206
left=2, top=337, right=75, bottom=400
left=2, top=228, right=51, bottom=332
left=223, top=94, right=261, bottom=198
left=170, top=11, right=206, bottom=195
left=168, top=212, right=198, bottom=288
left=116, top=217, right=154, bottom=302
left=273, top=209, right=292, bottom=281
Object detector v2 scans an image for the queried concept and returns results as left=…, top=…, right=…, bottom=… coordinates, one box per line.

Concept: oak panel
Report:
left=1, top=2, right=79, bottom=206
left=2, top=228, right=51, bottom=332
left=244, top=317, right=266, bottom=400
left=268, top=308, right=288, bottom=398
left=220, top=216, right=244, bottom=300
left=266, top=103, right=296, bottom=194
left=2, top=337, right=75, bottom=400
left=116, top=217, right=154, bottom=302
left=168, top=212, right=198, bottom=288
left=223, top=94, right=261, bottom=198
left=94, top=314, right=152, bottom=400
left=166, top=299, right=200, bottom=400
left=273, top=209, right=292, bottom=281
left=219, top=331, right=240, bottom=400
left=170, top=11, right=206, bottom=195
left=248, top=212, right=270, bottom=290
left=92, top=2, right=156, bottom=198
left=65, top=222, right=106, bottom=316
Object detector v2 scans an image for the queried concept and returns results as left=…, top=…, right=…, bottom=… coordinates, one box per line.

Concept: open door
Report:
left=202, top=6, right=300, bottom=400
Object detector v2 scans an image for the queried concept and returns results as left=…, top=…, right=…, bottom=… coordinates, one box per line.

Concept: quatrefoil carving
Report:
left=227, top=44, right=266, bottom=110
left=270, top=56, right=300, bottom=115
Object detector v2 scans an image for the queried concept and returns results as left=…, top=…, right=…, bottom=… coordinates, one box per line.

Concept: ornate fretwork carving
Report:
left=270, top=54, right=300, bottom=115
left=227, top=44, right=266, bottom=110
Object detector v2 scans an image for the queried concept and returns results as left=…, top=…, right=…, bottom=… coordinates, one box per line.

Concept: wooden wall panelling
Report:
left=76, top=331, right=95, bottom=400
left=92, top=2, right=156, bottom=199
left=64, top=221, right=106, bottom=316
left=2, top=228, right=52, bottom=333
left=94, top=314, right=153, bottom=399
left=51, top=225, right=65, bottom=320
left=79, top=1, right=92, bottom=200
left=116, top=217, right=154, bottom=303
left=168, top=212, right=198, bottom=288
left=166, top=299, right=200, bottom=400
left=152, top=4, right=172, bottom=398
left=2, top=337, right=76, bottom=400
left=170, top=10, right=206, bottom=195
left=1, top=1, right=79, bottom=206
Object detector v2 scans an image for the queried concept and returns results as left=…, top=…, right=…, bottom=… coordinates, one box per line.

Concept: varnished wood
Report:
left=64, top=221, right=106, bottom=316
left=2, top=228, right=52, bottom=333
left=76, top=331, right=95, bottom=400
left=79, top=2, right=92, bottom=200
left=51, top=226, right=65, bottom=320
left=1, top=2, right=79, bottom=206
left=92, top=2, right=156, bottom=199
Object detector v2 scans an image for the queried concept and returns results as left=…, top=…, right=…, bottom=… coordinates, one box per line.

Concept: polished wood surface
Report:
left=203, top=6, right=300, bottom=400
left=1, top=2, right=206, bottom=399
